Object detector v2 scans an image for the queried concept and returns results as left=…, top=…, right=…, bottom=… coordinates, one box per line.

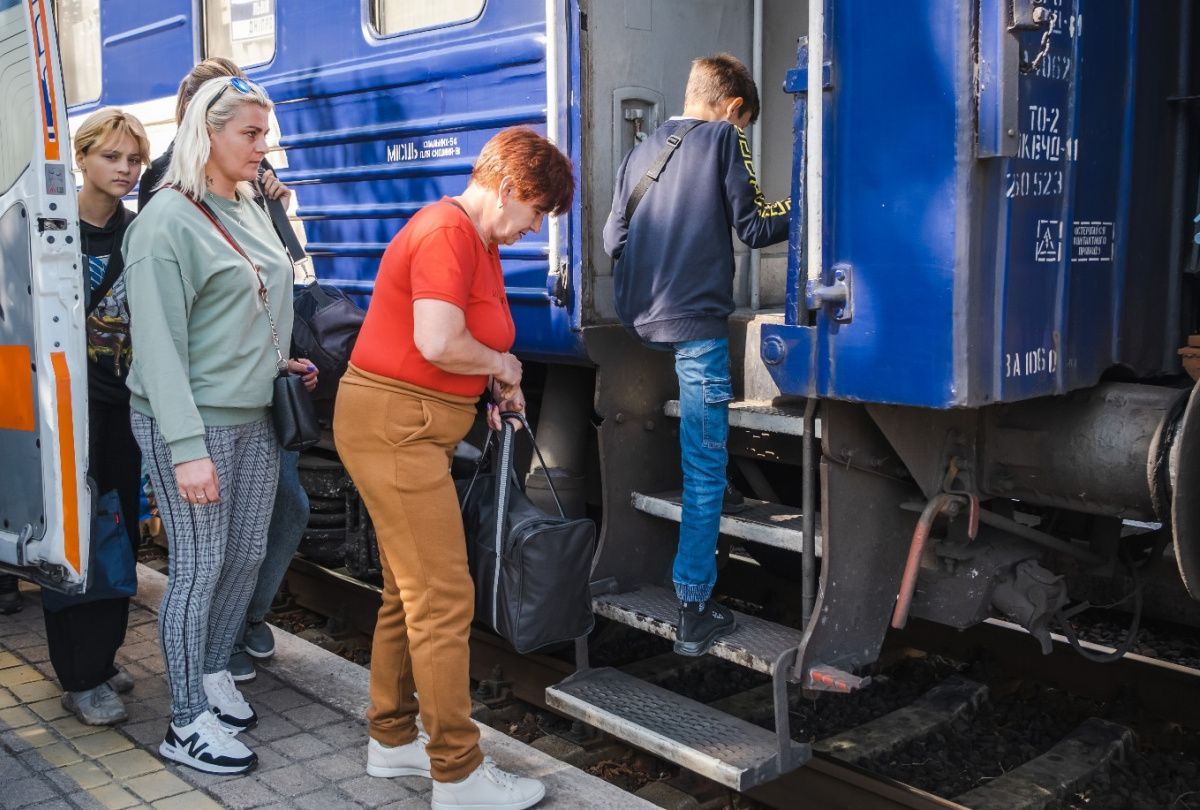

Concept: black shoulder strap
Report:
left=264, top=191, right=307, bottom=263
left=255, top=162, right=307, bottom=263
left=87, top=206, right=137, bottom=314
left=624, top=119, right=703, bottom=223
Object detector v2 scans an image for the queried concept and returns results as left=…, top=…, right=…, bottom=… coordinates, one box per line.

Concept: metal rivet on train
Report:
left=761, top=335, right=787, bottom=365
left=47, top=236, right=54, bottom=243
left=49, top=202, right=56, bottom=210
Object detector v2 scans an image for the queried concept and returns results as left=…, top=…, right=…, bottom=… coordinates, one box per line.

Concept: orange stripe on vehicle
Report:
left=0, top=345, right=36, bottom=431
left=51, top=352, right=79, bottom=572
left=25, top=0, right=60, bottom=160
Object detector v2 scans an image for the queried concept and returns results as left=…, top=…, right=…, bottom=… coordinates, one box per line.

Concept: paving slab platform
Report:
left=0, top=565, right=651, bottom=810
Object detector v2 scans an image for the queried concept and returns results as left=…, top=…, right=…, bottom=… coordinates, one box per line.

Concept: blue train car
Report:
left=763, top=0, right=1181, bottom=408
left=5, top=0, right=1200, bottom=792
left=58, top=0, right=583, bottom=361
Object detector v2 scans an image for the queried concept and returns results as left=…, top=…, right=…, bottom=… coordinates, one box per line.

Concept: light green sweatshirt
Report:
left=123, top=188, right=295, bottom=464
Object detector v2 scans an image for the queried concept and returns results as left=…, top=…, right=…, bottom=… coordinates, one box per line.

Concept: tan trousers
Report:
left=333, top=366, right=483, bottom=782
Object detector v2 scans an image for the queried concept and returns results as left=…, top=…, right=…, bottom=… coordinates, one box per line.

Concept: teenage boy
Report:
left=603, top=53, right=790, bottom=657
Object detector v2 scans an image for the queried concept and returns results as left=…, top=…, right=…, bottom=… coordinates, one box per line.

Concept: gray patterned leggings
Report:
left=132, top=411, right=279, bottom=725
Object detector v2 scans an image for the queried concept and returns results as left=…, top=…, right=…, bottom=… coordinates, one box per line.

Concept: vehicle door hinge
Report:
left=805, top=263, right=853, bottom=324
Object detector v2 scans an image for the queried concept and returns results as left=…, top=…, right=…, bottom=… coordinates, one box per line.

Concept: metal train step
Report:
left=593, top=584, right=803, bottom=678
left=631, top=490, right=822, bottom=555
left=545, top=666, right=810, bottom=791
left=663, top=399, right=821, bottom=438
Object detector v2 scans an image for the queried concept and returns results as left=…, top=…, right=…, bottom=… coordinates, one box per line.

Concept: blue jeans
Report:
left=237, top=449, right=309, bottom=639
left=652, top=338, right=732, bottom=603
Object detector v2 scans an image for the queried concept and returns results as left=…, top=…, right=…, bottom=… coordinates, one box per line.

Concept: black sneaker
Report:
left=0, top=574, right=23, bottom=615
left=674, top=600, right=737, bottom=656
left=721, top=481, right=746, bottom=515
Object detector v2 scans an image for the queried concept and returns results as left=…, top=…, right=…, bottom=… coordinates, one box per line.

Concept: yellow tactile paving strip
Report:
left=0, top=649, right=221, bottom=810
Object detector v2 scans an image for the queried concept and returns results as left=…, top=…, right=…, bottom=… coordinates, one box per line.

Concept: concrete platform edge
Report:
left=133, top=564, right=653, bottom=809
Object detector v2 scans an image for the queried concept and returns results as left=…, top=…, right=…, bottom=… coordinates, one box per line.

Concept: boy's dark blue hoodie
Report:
left=603, top=118, right=790, bottom=343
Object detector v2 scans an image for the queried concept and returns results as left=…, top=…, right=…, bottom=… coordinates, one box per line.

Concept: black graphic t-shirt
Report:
left=84, top=205, right=136, bottom=404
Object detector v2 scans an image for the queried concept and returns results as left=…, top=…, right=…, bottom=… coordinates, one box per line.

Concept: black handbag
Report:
left=272, top=371, right=321, bottom=451
left=187, top=193, right=321, bottom=451
left=457, top=413, right=597, bottom=653
left=41, top=488, right=137, bottom=611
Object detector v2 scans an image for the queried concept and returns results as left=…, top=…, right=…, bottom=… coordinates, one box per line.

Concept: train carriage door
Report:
left=0, top=0, right=89, bottom=592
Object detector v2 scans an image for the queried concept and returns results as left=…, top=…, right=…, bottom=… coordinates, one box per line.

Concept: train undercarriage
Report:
left=289, top=311, right=1200, bottom=791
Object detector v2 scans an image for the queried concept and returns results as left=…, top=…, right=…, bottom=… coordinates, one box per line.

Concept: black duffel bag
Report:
left=457, top=413, right=596, bottom=653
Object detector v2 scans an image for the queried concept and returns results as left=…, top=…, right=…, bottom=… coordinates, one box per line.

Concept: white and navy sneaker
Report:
left=202, top=670, right=258, bottom=733
left=159, top=711, right=257, bottom=774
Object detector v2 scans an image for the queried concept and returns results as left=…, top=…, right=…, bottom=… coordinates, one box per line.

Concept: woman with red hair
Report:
left=334, top=127, right=573, bottom=810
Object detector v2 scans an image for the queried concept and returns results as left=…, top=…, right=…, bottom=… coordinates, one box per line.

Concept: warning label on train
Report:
left=1035, top=220, right=1063, bottom=263
left=1071, top=221, right=1114, bottom=262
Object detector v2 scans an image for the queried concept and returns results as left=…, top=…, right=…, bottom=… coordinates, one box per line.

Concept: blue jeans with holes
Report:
left=651, top=338, right=732, bottom=604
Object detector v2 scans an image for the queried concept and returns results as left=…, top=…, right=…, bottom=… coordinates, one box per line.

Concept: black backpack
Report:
left=291, top=282, right=365, bottom=404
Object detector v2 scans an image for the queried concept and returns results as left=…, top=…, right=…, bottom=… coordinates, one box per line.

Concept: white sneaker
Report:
left=431, top=757, right=545, bottom=810
left=202, top=670, right=258, bottom=733
left=159, top=710, right=257, bottom=774
left=366, top=732, right=432, bottom=778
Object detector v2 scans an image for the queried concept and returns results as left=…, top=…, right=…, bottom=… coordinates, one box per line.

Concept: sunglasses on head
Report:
left=205, top=76, right=253, bottom=115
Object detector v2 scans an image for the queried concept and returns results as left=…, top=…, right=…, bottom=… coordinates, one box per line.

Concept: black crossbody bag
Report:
left=624, top=118, right=703, bottom=221
left=185, top=192, right=321, bottom=451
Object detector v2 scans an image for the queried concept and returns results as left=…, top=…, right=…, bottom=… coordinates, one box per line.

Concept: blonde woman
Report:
left=124, top=76, right=302, bottom=774
left=42, top=108, right=149, bottom=726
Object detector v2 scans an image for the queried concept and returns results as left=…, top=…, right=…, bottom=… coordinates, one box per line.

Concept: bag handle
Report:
left=499, top=412, right=567, bottom=517
left=256, top=168, right=307, bottom=263
left=458, top=411, right=569, bottom=520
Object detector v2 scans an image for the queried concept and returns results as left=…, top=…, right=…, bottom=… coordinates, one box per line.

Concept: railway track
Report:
left=277, top=556, right=1200, bottom=810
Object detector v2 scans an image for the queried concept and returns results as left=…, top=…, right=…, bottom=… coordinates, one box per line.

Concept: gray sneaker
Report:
left=242, top=620, right=275, bottom=659
left=228, top=649, right=257, bottom=683
left=107, top=666, right=135, bottom=694
left=62, top=682, right=128, bottom=726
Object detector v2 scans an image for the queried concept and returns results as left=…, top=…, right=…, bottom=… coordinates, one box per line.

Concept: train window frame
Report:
left=201, top=0, right=278, bottom=69
left=50, top=0, right=101, bottom=107
left=367, top=0, right=486, bottom=39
